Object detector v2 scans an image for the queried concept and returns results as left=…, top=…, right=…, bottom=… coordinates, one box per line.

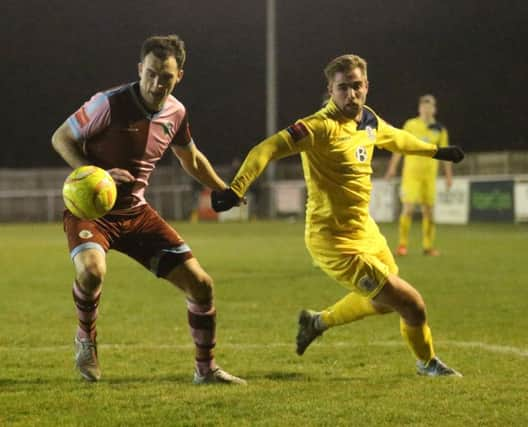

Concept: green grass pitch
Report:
left=1, top=221, right=527, bottom=426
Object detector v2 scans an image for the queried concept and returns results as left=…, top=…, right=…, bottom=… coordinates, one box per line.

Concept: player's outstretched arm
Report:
left=378, top=124, right=465, bottom=163
left=433, top=146, right=465, bottom=163
left=211, top=188, right=243, bottom=212
left=210, top=134, right=297, bottom=213
left=172, top=144, right=227, bottom=191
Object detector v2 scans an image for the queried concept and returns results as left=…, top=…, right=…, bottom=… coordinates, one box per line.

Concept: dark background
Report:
left=2, top=0, right=527, bottom=168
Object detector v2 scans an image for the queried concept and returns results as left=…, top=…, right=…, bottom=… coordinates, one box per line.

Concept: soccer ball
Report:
left=62, top=166, right=117, bottom=220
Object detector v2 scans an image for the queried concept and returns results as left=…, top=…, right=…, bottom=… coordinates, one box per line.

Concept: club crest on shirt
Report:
left=160, top=122, right=174, bottom=137
left=355, top=146, right=368, bottom=162
left=365, top=126, right=376, bottom=141
left=358, top=275, right=377, bottom=293
left=78, top=230, right=93, bottom=239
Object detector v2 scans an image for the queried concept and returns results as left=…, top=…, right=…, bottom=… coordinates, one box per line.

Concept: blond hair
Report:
left=324, top=54, right=368, bottom=83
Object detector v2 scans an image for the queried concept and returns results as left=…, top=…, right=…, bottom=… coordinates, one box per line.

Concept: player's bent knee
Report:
left=375, top=276, right=427, bottom=325
left=76, top=263, right=105, bottom=292
left=405, top=297, right=426, bottom=325
left=188, top=274, right=214, bottom=304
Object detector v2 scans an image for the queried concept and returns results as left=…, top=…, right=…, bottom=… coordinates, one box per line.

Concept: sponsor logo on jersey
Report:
left=286, top=122, right=309, bottom=142
left=356, top=146, right=368, bottom=162
left=79, top=230, right=94, bottom=239
left=358, top=275, right=377, bottom=293
left=74, top=107, right=90, bottom=128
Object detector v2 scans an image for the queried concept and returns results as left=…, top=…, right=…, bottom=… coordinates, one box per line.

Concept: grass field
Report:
left=1, top=221, right=527, bottom=426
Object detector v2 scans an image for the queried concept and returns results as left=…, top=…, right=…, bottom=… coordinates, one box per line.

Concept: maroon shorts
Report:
left=63, top=204, right=193, bottom=277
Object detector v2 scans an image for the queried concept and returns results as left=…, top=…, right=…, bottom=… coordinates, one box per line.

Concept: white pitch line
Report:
left=439, top=340, right=528, bottom=358
left=0, top=340, right=526, bottom=358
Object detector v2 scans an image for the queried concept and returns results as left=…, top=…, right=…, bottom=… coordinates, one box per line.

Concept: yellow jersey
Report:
left=231, top=100, right=438, bottom=247
left=401, top=117, right=448, bottom=180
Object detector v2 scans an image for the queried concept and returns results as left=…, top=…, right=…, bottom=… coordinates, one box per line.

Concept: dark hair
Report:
left=419, top=94, right=436, bottom=105
left=140, top=35, right=186, bottom=68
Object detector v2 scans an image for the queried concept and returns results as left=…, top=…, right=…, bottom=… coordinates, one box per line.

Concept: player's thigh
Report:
left=114, top=204, right=195, bottom=280
left=376, top=244, right=398, bottom=276
left=63, top=210, right=112, bottom=289
left=165, top=258, right=213, bottom=302
left=317, top=251, right=391, bottom=299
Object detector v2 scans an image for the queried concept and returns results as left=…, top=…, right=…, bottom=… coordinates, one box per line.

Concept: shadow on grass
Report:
left=105, top=373, right=191, bottom=385
left=249, top=371, right=310, bottom=381
left=0, top=373, right=194, bottom=389
left=0, top=377, right=77, bottom=389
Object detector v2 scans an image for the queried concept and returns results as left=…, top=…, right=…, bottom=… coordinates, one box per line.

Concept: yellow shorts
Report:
left=306, top=231, right=399, bottom=299
left=400, top=176, right=436, bottom=206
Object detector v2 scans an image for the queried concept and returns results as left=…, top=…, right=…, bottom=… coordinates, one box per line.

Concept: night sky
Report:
left=3, top=0, right=527, bottom=168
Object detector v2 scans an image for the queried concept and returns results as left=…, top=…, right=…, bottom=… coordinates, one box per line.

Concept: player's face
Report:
left=138, top=52, right=183, bottom=112
left=328, top=67, right=369, bottom=119
left=419, top=100, right=437, bottom=118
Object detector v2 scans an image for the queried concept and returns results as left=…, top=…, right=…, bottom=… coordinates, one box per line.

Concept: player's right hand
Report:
left=107, top=168, right=136, bottom=184
left=433, top=146, right=465, bottom=163
left=211, top=188, right=242, bottom=212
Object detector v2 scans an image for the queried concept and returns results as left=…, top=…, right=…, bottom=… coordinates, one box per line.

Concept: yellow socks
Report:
left=422, top=217, right=436, bottom=250
left=320, top=292, right=379, bottom=328
left=400, top=318, right=435, bottom=363
left=399, top=214, right=412, bottom=247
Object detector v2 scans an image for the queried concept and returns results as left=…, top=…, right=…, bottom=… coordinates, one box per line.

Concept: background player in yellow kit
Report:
left=384, top=95, right=452, bottom=256
left=212, top=54, right=464, bottom=376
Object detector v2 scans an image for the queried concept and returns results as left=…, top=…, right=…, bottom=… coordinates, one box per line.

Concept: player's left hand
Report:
left=211, top=188, right=243, bottom=212
left=433, top=146, right=465, bottom=163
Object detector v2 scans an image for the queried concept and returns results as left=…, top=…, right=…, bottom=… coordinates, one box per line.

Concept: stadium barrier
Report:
left=1, top=151, right=528, bottom=223
left=270, top=176, right=528, bottom=224
left=0, top=185, right=191, bottom=223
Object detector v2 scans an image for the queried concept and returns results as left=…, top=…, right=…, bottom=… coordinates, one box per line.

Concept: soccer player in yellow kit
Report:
left=385, top=95, right=452, bottom=256
left=212, top=55, right=464, bottom=376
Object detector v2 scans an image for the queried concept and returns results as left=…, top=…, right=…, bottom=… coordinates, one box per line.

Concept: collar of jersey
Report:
left=128, top=82, right=164, bottom=120
left=325, top=99, right=366, bottom=127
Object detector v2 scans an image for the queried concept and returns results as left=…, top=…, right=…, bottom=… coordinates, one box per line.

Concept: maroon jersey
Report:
left=67, top=82, right=191, bottom=212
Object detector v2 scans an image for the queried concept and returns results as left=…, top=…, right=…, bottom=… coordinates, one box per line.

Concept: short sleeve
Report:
left=66, top=92, right=111, bottom=140
left=278, top=116, right=323, bottom=153
left=171, top=112, right=193, bottom=147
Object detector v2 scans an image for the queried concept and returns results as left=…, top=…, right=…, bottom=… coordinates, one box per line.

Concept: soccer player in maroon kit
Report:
left=51, top=35, right=245, bottom=384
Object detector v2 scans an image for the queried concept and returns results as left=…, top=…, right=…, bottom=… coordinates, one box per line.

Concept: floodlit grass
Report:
left=1, top=221, right=527, bottom=426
